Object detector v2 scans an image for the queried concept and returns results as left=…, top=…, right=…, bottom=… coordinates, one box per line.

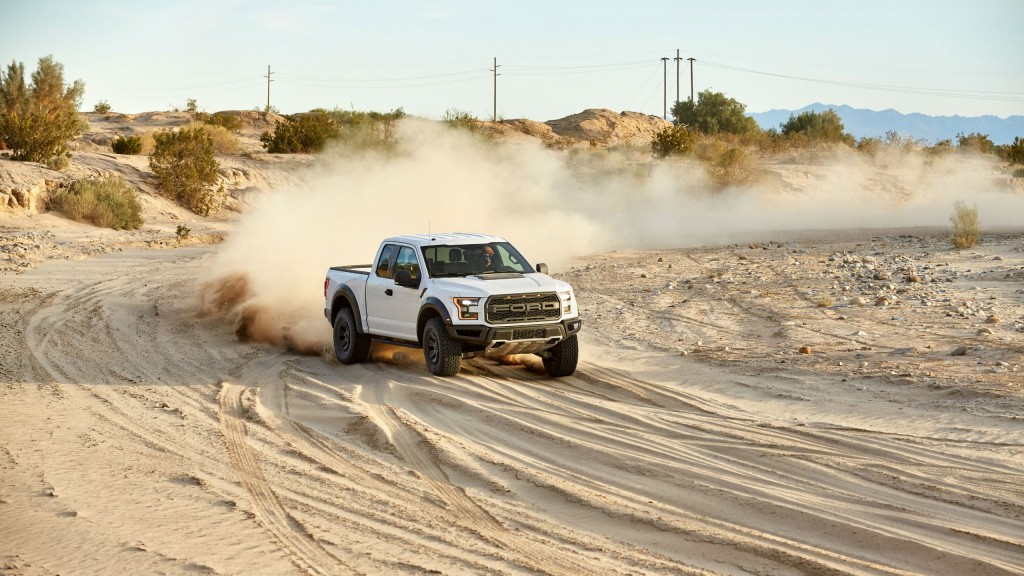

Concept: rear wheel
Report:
left=542, top=335, right=578, bottom=377
left=423, top=317, right=462, bottom=376
left=333, top=308, right=370, bottom=364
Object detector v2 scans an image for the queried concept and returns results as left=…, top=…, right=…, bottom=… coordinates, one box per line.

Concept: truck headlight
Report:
left=454, top=297, right=480, bottom=320
left=558, top=290, right=573, bottom=314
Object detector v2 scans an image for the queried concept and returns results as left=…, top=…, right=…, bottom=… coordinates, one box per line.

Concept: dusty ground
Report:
left=1, top=221, right=1021, bottom=575
left=1, top=110, right=1023, bottom=574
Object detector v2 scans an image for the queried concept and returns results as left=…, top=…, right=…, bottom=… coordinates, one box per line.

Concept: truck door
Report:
left=365, top=244, right=421, bottom=341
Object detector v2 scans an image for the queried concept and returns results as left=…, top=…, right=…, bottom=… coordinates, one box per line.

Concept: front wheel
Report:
left=422, top=317, right=462, bottom=376
left=542, top=335, right=578, bottom=377
left=333, top=308, right=370, bottom=364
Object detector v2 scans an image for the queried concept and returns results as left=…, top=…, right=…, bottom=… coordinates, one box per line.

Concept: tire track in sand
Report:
left=359, top=399, right=593, bottom=576
left=218, top=382, right=356, bottom=576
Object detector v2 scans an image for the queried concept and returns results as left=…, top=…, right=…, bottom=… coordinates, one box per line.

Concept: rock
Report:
left=986, top=314, right=1001, bottom=324
left=875, top=296, right=891, bottom=307
left=798, top=345, right=812, bottom=354
left=977, top=327, right=994, bottom=335
left=951, top=346, right=969, bottom=356
left=851, top=296, right=867, bottom=306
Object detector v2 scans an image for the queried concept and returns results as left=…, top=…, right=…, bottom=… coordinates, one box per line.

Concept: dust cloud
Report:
left=200, top=118, right=1023, bottom=353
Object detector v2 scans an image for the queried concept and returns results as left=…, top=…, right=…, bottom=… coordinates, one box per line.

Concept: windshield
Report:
left=422, top=242, right=535, bottom=277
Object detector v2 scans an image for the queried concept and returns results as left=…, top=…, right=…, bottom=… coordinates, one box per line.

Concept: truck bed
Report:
left=329, top=265, right=372, bottom=275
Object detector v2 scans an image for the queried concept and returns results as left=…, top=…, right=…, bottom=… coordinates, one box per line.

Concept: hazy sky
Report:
left=3, top=0, right=1022, bottom=121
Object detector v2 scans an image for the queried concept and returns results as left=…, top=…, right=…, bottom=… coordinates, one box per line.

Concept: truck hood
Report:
left=430, top=273, right=570, bottom=297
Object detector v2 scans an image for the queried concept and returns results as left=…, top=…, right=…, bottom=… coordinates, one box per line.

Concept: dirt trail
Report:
left=1, top=241, right=1022, bottom=575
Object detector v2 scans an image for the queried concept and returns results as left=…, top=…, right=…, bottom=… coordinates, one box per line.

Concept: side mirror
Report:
left=535, top=263, right=549, bottom=274
left=395, top=269, right=420, bottom=288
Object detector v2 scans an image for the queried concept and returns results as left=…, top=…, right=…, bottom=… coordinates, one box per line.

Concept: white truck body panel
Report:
left=323, top=233, right=582, bottom=375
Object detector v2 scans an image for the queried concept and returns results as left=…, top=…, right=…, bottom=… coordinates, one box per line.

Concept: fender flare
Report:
left=331, top=285, right=366, bottom=334
left=418, top=297, right=454, bottom=340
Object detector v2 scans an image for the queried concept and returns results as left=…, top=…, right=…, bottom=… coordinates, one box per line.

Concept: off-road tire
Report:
left=333, top=308, right=370, bottom=364
left=542, top=335, right=578, bottom=377
left=423, top=317, right=462, bottom=376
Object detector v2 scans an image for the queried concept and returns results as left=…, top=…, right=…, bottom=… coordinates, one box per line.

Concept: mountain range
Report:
left=748, top=103, right=1023, bottom=145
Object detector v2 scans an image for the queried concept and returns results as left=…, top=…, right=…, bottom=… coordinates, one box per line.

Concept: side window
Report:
left=395, top=246, right=420, bottom=280
left=376, top=244, right=397, bottom=278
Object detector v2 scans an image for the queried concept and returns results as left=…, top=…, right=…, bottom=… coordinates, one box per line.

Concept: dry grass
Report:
left=182, top=121, right=239, bottom=154
left=950, top=201, right=979, bottom=249
left=50, top=176, right=144, bottom=230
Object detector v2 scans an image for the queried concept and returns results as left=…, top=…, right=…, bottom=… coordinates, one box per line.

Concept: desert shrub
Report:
left=327, top=107, right=405, bottom=151
left=956, top=132, right=993, bottom=155
left=950, top=201, right=979, bottom=249
left=51, top=176, right=143, bottom=230
left=111, top=135, right=142, bottom=154
left=999, top=136, right=1024, bottom=165
left=138, top=131, right=156, bottom=155
left=856, top=136, right=883, bottom=156
left=671, top=90, right=760, bottom=136
left=704, top=146, right=762, bottom=188
left=781, top=109, right=852, bottom=145
left=651, top=125, right=695, bottom=158
left=0, top=56, right=86, bottom=169
left=817, top=296, right=835, bottom=307
left=149, top=126, right=223, bottom=216
left=93, top=100, right=111, bottom=114
left=182, top=121, right=239, bottom=154
left=260, top=109, right=340, bottom=153
left=442, top=108, right=479, bottom=132
left=926, top=138, right=953, bottom=157
left=175, top=224, right=191, bottom=242
left=204, top=111, right=243, bottom=132
left=185, top=98, right=198, bottom=116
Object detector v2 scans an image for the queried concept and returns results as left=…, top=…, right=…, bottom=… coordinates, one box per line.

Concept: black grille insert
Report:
left=486, top=293, right=561, bottom=324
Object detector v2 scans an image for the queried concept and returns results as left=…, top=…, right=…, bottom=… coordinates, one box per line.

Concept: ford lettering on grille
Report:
left=486, top=293, right=561, bottom=324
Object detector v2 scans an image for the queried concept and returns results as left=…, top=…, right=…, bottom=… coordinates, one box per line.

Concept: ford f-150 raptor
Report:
left=323, top=233, right=582, bottom=377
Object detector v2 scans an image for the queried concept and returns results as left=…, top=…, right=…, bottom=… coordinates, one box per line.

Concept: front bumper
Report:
left=447, top=317, right=582, bottom=356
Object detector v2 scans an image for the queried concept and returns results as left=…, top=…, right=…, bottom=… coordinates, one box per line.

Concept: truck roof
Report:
left=383, top=232, right=508, bottom=247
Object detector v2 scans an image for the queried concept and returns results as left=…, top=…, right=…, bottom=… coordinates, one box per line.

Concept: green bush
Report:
left=51, top=176, right=144, bottom=230
left=671, top=90, right=760, bottom=136
left=260, top=109, right=340, bottom=153
left=651, top=125, right=695, bottom=158
left=950, top=201, right=979, bottom=249
left=328, top=107, right=405, bottom=150
left=93, top=100, right=111, bottom=114
left=111, top=135, right=142, bottom=154
left=1000, top=136, right=1024, bottom=165
left=204, top=111, right=243, bottom=132
left=149, top=127, right=223, bottom=216
left=781, top=109, right=852, bottom=145
left=0, top=56, right=86, bottom=169
left=956, top=132, right=993, bottom=155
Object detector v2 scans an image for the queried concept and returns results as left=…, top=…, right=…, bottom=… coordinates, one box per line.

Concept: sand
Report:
left=1, top=223, right=1022, bottom=575
left=1, top=110, right=1022, bottom=574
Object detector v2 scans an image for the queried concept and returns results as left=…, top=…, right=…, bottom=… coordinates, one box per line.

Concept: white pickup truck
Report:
left=323, top=233, right=582, bottom=377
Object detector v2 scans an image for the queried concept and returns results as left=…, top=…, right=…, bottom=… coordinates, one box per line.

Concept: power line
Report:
left=702, top=60, right=1024, bottom=102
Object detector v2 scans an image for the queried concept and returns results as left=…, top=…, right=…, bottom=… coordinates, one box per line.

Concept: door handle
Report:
left=385, top=288, right=393, bottom=296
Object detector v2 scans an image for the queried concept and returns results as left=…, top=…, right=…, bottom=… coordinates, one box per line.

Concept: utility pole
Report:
left=661, top=57, right=669, bottom=120
left=687, top=57, right=696, bottom=102
left=674, top=49, right=681, bottom=110
left=264, top=65, right=274, bottom=116
left=490, top=57, right=501, bottom=122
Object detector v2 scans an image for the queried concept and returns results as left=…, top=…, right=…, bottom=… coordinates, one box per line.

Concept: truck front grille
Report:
left=486, top=293, right=561, bottom=324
